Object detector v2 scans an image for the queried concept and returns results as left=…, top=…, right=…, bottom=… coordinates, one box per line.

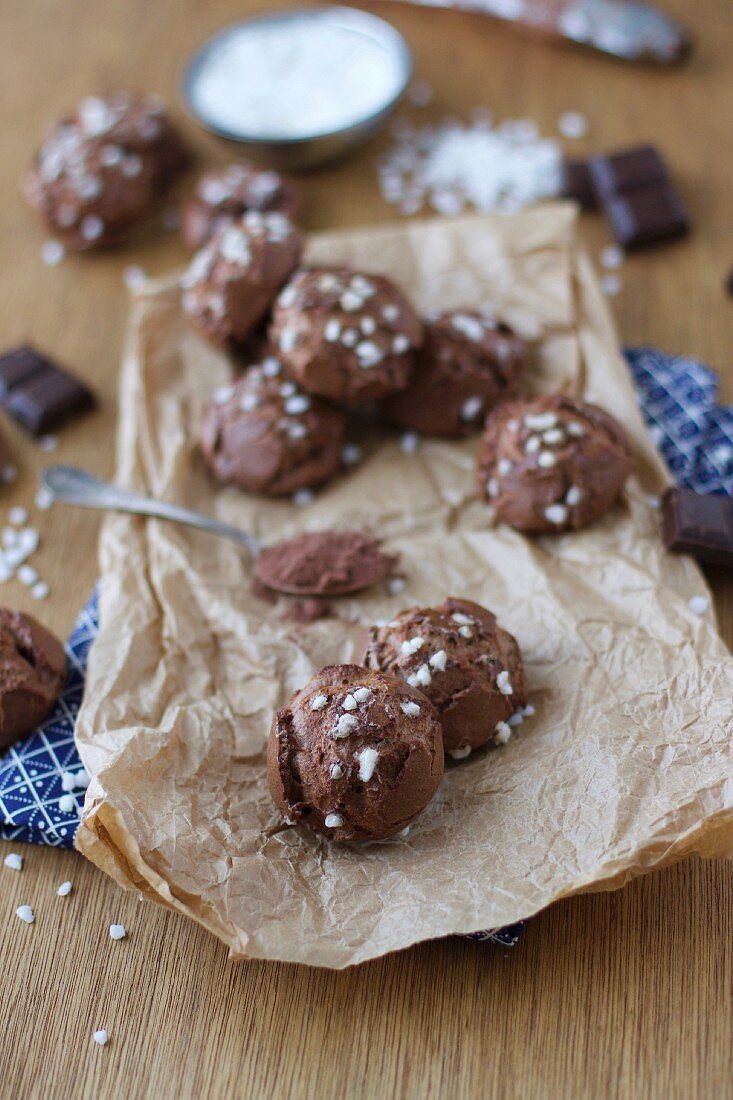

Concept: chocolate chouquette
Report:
left=476, top=394, right=632, bottom=533
left=268, top=664, right=444, bottom=842
left=269, top=266, right=423, bottom=406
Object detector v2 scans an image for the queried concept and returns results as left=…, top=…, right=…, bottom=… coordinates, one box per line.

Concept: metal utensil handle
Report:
left=42, top=466, right=261, bottom=556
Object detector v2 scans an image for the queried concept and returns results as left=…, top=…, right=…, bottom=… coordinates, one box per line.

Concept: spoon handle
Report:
left=42, top=466, right=261, bottom=556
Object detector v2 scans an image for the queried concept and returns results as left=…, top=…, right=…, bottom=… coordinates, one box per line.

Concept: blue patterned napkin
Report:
left=1, top=348, right=730, bottom=946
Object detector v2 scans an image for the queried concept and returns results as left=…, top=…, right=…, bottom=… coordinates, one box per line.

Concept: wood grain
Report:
left=0, top=1, right=731, bottom=1097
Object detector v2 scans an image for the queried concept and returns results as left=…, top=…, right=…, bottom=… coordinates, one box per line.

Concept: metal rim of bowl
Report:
left=181, top=5, right=413, bottom=148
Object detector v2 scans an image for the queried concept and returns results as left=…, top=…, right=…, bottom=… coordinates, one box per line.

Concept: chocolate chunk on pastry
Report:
left=0, top=610, right=66, bottom=749
left=269, top=267, right=423, bottom=406
left=383, top=310, right=527, bottom=437
left=182, top=162, right=300, bottom=250
left=268, top=664, right=444, bottom=842
left=362, top=598, right=526, bottom=754
left=475, top=394, right=632, bottom=533
left=200, top=358, right=344, bottom=496
left=182, top=213, right=303, bottom=346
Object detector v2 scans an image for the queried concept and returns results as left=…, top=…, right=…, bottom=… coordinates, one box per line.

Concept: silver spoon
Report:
left=42, top=465, right=261, bottom=555
left=41, top=466, right=394, bottom=597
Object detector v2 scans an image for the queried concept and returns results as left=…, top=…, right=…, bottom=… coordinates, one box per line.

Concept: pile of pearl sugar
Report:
left=189, top=17, right=405, bottom=140
left=379, top=111, right=563, bottom=216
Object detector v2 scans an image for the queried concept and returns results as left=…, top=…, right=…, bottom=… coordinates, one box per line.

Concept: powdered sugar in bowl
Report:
left=183, top=6, right=412, bottom=170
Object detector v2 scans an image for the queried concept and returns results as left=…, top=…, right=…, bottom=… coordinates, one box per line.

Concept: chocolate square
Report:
left=606, top=185, right=690, bottom=249
left=588, top=145, right=668, bottom=200
left=0, top=344, right=96, bottom=437
left=0, top=345, right=48, bottom=399
left=560, top=160, right=598, bottom=211
left=662, top=488, right=733, bottom=566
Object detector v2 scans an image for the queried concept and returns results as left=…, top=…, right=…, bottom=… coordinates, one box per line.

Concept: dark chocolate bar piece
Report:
left=662, top=487, right=733, bottom=567
left=0, top=344, right=95, bottom=437
left=588, top=145, right=668, bottom=200
left=560, top=160, right=598, bottom=211
left=0, top=345, right=49, bottom=399
left=606, top=185, right=689, bottom=249
left=588, top=144, right=689, bottom=250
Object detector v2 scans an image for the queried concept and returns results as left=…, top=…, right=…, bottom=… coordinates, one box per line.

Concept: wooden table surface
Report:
left=1, top=1, right=732, bottom=1097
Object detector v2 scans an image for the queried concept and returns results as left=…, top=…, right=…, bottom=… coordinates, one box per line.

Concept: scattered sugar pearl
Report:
left=523, top=704, right=535, bottom=717
left=324, top=813, right=343, bottom=829
left=109, top=924, right=126, bottom=940
left=357, top=747, right=379, bottom=781
left=688, top=595, right=709, bottom=616
left=448, top=746, right=471, bottom=760
left=487, top=478, right=499, bottom=498
left=353, top=687, right=372, bottom=704
left=393, top=334, right=410, bottom=354
left=41, top=239, right=65, bottom=267
left=333, top=713, right=359, bottom=738
left=123, top=265, right=146, bottom=291
left=543, top=428, right=564, bottom=445
left=356, top=340, right=383, bottom=367
left=558, top=111, right=588, bottom=139
left=544, top=503, right=568, bottom=525
left=451, top=612, right=472, bottom=625
left=408, top=664, right=432, bottom=688
left=600, top=244, right=624, bottom=270
left=341, top=445, right=363, bottom=472
left=9, top=507, right=27, bottom=526
left=602, top=274, right=621, bottom=297
left=400, top=636, right=424, bottom=657
left=341, top=328, right=358, bottom=348
left=4, top=853, right=23, bottom=871
left=58, top=793, right=76, bottom=813
left=461, top=396, right=483, bottom=422
left=342, top=694, right=357, bottom=711
left=57, top=880, right=72, bottom=897
left=388, top=575, right=406, bottom=596
left=31, top=581, right=50, bottom=600
left=262, top=357, right=281, bottom=378
left=17, top=565, right=38, bottom=587
left=494, top=721, right=512, bottom=744
left=566, top=486, right=583, bottom=506
left=40, top=435, right=58, bottom=452
left=400, top=700, right=421, bottom=717
left=16, top=905, right=34, bottom=924
left=35, top=486, right=54, bottom=511
left=458, top=625, right=473, bottom=639
left=400, top=432, right=420, bottom=455
left=93, top=1030, right=108, bottom=1046
left=329, top=762, right=344, bottom=780
left=324, top=319, right=342, bottom=342
left=429, top=649, right=447, bottom=672
left=525, top=412, right=557, bottom=431
left=360, top=316, right=376, bottom=335
left=537, top=451, right=557, bottom=468
left=565, top=421, right=585, bottom=438
left=80, top=215, right=104, bottom=242
left=496, top=670, right=513, bottom=695
left=497, top=458, right=513, bottom=476
left=284, top=394, right=310, bottom=415
left=508, top=710, right=524, bottom=727
left=292, top=489, right=313, bottom=507
left=311, top=694, right=328, bottom=710
left=525, top=436, right=541, bottom=454
left=340, top=290, right=364, bottom=312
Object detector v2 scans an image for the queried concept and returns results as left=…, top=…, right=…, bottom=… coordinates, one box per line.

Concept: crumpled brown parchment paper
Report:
left=75, top=205, right=733, bottom=968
